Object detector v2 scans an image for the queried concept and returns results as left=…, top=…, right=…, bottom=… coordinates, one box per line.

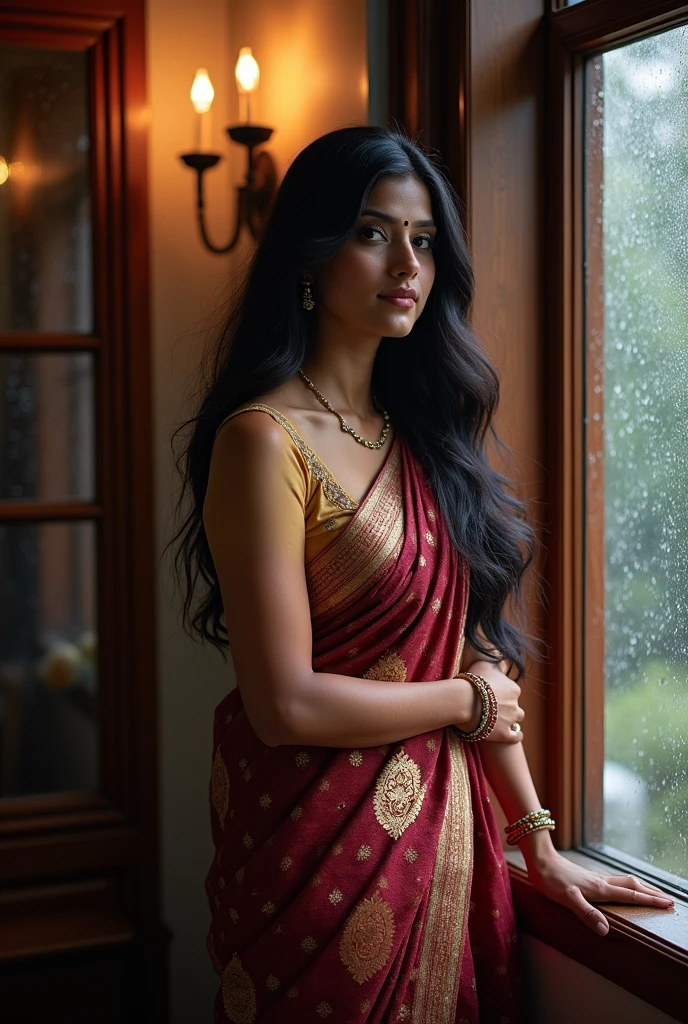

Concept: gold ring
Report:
left=510, top=722, right=521, bottom=733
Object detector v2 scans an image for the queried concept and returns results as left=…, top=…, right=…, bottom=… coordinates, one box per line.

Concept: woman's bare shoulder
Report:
left=248, top=378, right=314, bottom=422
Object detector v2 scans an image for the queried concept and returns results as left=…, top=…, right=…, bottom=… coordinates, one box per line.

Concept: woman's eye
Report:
left=413, top=235, right=434, bottom=250
left=360, top=225, right=386, bottom=241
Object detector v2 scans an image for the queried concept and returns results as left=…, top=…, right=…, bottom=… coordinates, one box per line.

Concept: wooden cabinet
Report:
left=0, top=3, right=165, bottom=1019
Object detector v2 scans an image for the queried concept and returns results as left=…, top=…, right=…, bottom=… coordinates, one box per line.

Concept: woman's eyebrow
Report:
left=361, top=208, right=436, bottom=228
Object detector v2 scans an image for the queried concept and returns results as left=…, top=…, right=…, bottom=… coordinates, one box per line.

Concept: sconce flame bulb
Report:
left=0, top=157, right=8, bottom=186
left=190, top=68, right=215, bottom=114
left=235, top=47, right=260, bottom=94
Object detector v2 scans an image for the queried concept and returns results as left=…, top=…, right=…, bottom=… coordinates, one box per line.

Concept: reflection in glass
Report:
left=587, top=27, right=688, bottom=881
left=0, top=521, right=98, bottom=797
left=0, top=352, right=95, bottom=501
left=0, top=46, right=93, bottom=333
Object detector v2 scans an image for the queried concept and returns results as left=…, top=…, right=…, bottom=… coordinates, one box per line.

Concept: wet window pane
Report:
left=0, top=520, right=97, bottom=797
left=0, top=46, right=93, bottom=333
left=586, top=27, right=688, bottom=882
left=0, top=352, right=95, bottom=501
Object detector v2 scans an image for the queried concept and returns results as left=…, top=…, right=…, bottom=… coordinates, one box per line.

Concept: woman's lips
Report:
left=379, top=295, right=415, bottom=308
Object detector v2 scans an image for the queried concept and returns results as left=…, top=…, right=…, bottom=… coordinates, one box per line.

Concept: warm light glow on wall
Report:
left=190, top=68, right=215, bottom=113
left=235, top=47, right=260, bottom=93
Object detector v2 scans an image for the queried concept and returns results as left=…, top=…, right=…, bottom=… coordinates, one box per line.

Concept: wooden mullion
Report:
left=119, top=0, right=159, bottom=928
left=0, top=333, right=100, bottom=350
left=90, top=23, right=123, bottom=820
left=0, top=826, right=137, bottom=883
left=569, top=52, right=586, bottom=850
left=0, top=11, right=114, bottom=36
left=0, top=503, right=102, bottom=521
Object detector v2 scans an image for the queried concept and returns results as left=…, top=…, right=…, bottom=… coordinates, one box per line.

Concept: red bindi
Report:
left=404, top=220, right=409, bottom=226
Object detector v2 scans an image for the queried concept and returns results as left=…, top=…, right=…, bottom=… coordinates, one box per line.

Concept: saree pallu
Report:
left=206, top=431, right=525, bottom=1023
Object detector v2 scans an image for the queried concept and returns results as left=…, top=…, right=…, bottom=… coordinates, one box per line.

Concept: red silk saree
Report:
left=206, top=430, right=525, bottom=1023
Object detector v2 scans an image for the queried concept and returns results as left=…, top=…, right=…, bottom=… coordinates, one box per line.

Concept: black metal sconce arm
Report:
left=180, top=125, right=277, bottom=254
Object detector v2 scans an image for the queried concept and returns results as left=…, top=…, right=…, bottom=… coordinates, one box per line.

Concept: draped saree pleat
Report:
left=206, top=428, right=525, bottom=1023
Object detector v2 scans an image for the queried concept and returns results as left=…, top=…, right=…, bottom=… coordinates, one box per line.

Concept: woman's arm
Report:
left=464, top=651, right=675, bottom=933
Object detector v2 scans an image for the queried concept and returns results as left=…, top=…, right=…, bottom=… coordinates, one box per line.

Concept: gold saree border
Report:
left=412, top=729, right=473, bottom=1022
left=451, top=564, right=471, bottom=678
left=307, top=441, right=404, bottom=622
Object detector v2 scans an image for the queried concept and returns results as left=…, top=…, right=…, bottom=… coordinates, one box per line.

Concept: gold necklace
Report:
left=298, top=369, right=391, bottom=450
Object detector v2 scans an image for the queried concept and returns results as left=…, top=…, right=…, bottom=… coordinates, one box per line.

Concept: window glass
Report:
left=585, top=26, right=688, bottom=883
left=0, top=352, right=95, bottom=501
left=0, top=520, right=98, bottom=797
left=0, top=46, right=93, bottom=333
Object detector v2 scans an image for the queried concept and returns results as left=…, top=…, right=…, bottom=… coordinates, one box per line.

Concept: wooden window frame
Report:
left=544, top=0, right=688, bottom=1016
left=0, top=1, right=163, bottom=1003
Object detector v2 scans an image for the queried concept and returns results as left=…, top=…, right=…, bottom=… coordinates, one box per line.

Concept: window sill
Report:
left=506, top=849, right=687, bottom=1022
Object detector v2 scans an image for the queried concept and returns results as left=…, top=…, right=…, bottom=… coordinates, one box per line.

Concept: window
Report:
left=583, top=25, right=688, bottom=889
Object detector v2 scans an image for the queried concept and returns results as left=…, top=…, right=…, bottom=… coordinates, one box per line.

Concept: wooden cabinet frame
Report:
left=0, top=3, right=163, bottom=1017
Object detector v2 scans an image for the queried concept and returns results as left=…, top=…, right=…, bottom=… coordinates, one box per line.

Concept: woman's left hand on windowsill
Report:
left=524, top=841, right=675, bottom=936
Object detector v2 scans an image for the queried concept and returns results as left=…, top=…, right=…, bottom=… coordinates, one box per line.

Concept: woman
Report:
left=172, top=127, right=674, bottom=1023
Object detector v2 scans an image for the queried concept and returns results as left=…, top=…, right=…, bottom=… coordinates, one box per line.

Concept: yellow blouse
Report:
left=215, top=403, right=359, bottom=562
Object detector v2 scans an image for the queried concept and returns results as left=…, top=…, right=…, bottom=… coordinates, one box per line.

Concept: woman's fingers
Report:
left=601, top=875, right=674, bottom=907
left=562, top=885, right=610, bottom=935
left=606, top=873, right=668, bottom=895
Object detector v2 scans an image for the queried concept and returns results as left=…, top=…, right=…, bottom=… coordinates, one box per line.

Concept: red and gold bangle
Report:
left=505, top=808, right=556, bottom=846
left=453, top=672, right=499, bottom=742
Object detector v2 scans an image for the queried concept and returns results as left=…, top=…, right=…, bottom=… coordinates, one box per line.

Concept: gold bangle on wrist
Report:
left=453, top=672, right=499, bottom=742
left=504, top=808, right=556, bottom=846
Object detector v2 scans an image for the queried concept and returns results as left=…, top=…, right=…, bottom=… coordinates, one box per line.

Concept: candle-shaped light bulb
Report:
left=190, top=68, right=215, bottom=114
left=235, top=48, right=260, bottom=94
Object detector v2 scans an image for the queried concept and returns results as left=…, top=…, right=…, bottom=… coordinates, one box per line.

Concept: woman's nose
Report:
left=392, top=242, right=420, bottom=278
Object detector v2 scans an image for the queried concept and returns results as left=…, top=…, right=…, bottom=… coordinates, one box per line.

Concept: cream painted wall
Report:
left=226, top=0, right=368, bottom=178
left=147, top=2, right=234, bottom=1021
left=147, top=1, right=367, bottom=1020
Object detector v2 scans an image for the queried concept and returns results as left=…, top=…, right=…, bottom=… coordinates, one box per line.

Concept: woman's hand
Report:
left=460, top=659, right=525, bottom=743
left=527, top=850, right=675, bottom=935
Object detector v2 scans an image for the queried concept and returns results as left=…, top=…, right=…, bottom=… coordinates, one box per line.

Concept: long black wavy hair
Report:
left=169, top=126, right=536, bottom=678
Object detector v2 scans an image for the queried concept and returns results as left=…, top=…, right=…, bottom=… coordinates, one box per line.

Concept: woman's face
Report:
left=312, top=174, right=437, bottom=340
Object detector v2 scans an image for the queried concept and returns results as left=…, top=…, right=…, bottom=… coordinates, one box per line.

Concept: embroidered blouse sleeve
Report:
left=205, top=411, right=311, bottom=561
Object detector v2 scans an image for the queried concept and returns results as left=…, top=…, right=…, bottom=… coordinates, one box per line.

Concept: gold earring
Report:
left=302, top=279, right=315, bottom=311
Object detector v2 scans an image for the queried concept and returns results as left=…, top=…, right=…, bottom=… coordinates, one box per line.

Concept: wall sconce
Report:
left=180, top=49, right=277, bottom=254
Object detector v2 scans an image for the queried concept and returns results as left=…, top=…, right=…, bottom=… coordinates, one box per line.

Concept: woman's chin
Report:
left=370, top=310, right=418, bottom=337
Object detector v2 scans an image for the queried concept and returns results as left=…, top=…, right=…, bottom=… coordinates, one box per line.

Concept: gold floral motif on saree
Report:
left=222, top=952, right=257, bottom=1024
left=211, top=749, right=230, bottom=829
left=339, top=889, right=395, bottom=984
left=373, top=748, right=426, bottom=840
left=363, top=648, right=408, bottom=682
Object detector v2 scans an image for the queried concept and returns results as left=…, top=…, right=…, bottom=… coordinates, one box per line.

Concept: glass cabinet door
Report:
left=0, top=44, right=98, bottom=800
